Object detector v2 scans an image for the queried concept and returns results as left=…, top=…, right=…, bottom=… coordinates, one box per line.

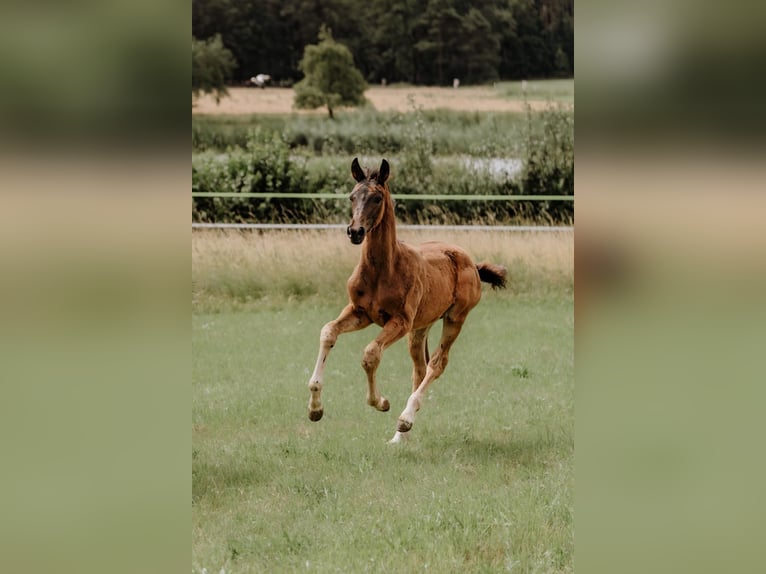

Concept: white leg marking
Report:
left=397, top=389, right=421, bottom=433
left=388, top=431, right=410, bottom=445
left=307, top=325, right=336, bottom=419
left=398, top=392, right=422, bottom=428
left=307, top=355, right=326, bottom=414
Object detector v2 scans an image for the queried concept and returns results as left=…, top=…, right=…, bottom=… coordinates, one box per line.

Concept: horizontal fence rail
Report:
left=192, top=223, right=573, bottom=232
left=192, top=192, right=574, bottom=201
left=192, top=192, right=574, bottom=231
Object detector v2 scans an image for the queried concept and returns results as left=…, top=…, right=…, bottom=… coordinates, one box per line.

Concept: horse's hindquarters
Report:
left=414, top=243, right=482, bottom=327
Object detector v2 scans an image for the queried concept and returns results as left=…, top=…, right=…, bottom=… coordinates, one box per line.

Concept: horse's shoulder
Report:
left=392, top=241, right=424, bottom=266
left=346, top=264, right=367, bottom=291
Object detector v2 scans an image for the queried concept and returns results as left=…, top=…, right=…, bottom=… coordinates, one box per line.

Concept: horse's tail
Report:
left=477, top=262, right=507, bottom=289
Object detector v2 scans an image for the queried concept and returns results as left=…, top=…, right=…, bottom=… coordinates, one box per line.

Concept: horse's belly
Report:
left=412, top=277, right=455, bottom=328
left=412, top=243, right=480, bottom=328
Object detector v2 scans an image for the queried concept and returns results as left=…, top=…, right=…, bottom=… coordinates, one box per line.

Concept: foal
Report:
left=307, top=158, right=507, bottom=443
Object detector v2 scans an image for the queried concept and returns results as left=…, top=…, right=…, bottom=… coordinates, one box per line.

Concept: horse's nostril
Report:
left=347, top=226, right=366, bottom=244
left=348, top=226, right=365, bottom=239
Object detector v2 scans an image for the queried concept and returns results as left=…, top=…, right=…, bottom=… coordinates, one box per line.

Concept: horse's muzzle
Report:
left=347, top=225, right=365, bottom=244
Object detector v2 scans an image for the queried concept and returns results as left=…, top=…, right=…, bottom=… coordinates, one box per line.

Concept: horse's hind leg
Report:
left=308, top=304, right=370, bottom=422
left=407, top=326, right=431, bottom=393
left=393, top=317, right=465, bottom=438
left=362, top=317, right=410, bottom=413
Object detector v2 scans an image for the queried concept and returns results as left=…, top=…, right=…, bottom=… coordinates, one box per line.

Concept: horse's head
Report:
left=347, top=158, right=390, bottom=245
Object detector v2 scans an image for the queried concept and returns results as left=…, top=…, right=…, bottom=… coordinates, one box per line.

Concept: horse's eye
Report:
left=371, top=195, right=382, bottom=203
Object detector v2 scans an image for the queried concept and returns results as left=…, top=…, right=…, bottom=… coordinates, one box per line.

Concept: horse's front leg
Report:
left=362, top=316, right=410, bottom=414
left=308, top=304, right=370, bottom=421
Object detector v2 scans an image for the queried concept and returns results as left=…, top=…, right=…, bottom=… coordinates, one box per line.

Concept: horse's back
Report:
left=417, top=241, right=479, bottom=275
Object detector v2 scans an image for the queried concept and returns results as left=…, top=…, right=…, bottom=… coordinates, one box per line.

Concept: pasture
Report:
left=192, top=230, right=573, bottom=573
left=191, top=80, right=574, bottom=116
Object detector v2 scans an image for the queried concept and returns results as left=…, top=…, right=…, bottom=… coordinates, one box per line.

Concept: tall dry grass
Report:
left=191, top=85, right=562, bottom=115
left=192, top=229, right=573, bottom=312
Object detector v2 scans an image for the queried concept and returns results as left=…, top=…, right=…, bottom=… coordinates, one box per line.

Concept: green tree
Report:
left=191, top=0, right=573, bottom=85
left=293, top=26, right=367, bottom=119
left=192, top=34, right=237, bottom=104
left=459, top=7, right=501, bottom=84
left=414, top=0, right=463, bottom=85
left=371, top=0, right=420, bottom=83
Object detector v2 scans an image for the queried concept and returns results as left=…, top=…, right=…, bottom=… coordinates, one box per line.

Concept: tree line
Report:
left=192, top=0, right=573, bottom=87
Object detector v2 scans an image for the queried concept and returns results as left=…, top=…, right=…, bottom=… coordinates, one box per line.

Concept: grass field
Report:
left=192, top=230, right=573, bottom=573
left=192, top=230, right=573, bottom=312
left=192, top=77, right=574, bottom=572
left=493, top=80, right=574, bottom=104
left=192, top=80, right=573, bottom=116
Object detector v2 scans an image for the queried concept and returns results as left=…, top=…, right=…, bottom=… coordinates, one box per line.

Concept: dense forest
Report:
left=192, top=0, right=573, bottom=86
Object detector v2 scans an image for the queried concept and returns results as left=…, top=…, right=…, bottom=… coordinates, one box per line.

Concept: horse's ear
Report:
left=351, top=157, right=365, bottom=182
left=378, top=159, right=390, bottom=185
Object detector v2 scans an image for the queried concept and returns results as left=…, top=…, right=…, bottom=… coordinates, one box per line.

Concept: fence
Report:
left=191, top=192, right=574, bottom=231
left=191, top=193, right=575, bottom=201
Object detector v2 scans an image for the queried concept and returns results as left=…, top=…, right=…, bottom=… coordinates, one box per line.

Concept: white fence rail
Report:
left=192, top=222, right=573, bottom=232
left=192, top=192, right=574, bottom=232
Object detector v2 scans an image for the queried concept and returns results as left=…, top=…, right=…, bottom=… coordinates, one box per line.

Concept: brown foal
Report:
left=307, top=158, right=507, bottom=443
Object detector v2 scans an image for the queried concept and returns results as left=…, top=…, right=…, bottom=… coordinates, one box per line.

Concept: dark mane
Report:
left=366, top=168, right=380, bottom=182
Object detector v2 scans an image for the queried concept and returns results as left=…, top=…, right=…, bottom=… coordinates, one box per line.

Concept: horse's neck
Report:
left=361, top=199, right=398, bottom=277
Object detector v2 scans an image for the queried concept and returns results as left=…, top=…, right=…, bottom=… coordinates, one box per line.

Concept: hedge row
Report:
left=192, top=108, right=573, bottom=224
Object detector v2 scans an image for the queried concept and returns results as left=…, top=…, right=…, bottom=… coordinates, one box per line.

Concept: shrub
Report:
left=191, top=107, right=574, bottom=225
left=192, top=150, right=571, bottom=225
left=192, top=130, right=314, bottom=222
left=519, top=104, right=574, bottom=223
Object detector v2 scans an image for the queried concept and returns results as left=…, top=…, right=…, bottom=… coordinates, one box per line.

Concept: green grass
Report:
left=192, top=295, right=573, bottom=573
left=192, top=108, right=530, bottom=156
left=494, top=79, right=574, bottom=104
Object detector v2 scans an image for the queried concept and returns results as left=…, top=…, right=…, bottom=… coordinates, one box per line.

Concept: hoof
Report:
left=368, top=397, right=390, bottom=412
left=308, top=409, right=324, bottom=422
left=397, top=418, right=412, bottom=433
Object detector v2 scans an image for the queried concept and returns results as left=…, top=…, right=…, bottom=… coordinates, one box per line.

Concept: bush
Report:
left=191, top=107, right=574, bottom=225
left=519, top=104, right=574, bottom=223
left=192, top=130, right=318, bottom=223
left=192, top=150, right=571, bottom=225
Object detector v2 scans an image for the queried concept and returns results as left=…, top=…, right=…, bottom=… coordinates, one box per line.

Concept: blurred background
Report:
left=1, top=0, right=765, bottom=572
left=577, top=2, right=766, bottom=573
left=0, top=3, right=190, bottom=574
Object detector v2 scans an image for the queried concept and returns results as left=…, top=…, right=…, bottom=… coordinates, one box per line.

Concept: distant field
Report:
left=494, top=79, right=574, bottom=104
left=192, top=80, right=573, bottom=115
